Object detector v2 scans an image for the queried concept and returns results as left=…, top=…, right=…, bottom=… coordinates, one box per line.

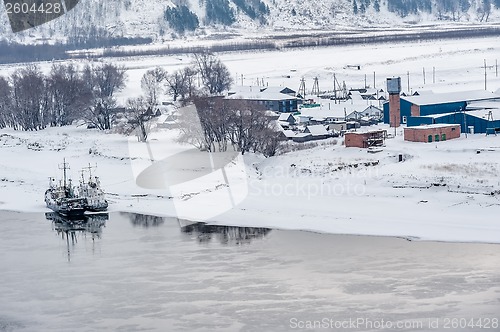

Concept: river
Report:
left=0, top=211, right=499, bottom=331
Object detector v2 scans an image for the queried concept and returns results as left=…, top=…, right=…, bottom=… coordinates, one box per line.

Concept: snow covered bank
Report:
left=1, top=123, right=499, bottom=244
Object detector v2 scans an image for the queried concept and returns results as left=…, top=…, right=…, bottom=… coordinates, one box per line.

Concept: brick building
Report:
left=404, top=124, right=461, bottom=143
left=345, top=130, right=387, bottom=148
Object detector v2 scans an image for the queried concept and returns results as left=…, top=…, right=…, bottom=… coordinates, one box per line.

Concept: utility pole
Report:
left=333, top=73, right=337, bottom=104
left=364, top=74, right=367, bottom=89
left=423, top=67, right=426, bottom=85
left=484, top=59, right=487, bottom=91
left=463, top=107, right=468, bottom=138
left=373, top=71, right=376, bottom=89
left=312, top=77, right=320, bottom=96
left=407, top=71, right=410, bottom=93
left=298, top=78, right=306, bottom=98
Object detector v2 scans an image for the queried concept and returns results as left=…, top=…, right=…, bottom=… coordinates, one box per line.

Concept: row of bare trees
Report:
left=0, top=63, right=126, bottom=131
left=178, top=97, right=281, bottom=157
left=0, top=53, right=280, bottom=157
left=139, top=52, right=233, bottom=106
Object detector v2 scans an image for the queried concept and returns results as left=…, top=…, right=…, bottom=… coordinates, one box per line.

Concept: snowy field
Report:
left=1, top=36, right=500, bottom=243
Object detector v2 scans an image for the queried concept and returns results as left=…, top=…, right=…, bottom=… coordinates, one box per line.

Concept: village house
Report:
left=226, top=86, right=300, bottom=113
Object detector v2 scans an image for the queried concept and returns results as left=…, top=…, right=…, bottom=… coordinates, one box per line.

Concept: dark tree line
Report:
left=233, top=0, right=269, bottom=21
left=0, top=63, right=126, bottom=131
left=384, top=0, right=499, bottom=21
left=205, top=0, right=236, bottom=25
left=164, top=5, right=199, bottom=34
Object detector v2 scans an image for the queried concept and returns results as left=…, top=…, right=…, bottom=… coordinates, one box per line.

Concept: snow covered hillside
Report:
left=2, top=0, right=500, bottom=43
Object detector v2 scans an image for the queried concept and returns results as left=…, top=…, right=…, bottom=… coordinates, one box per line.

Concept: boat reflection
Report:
left=178, top=219, right=272, bottom=245
left=45, top=212, right=108, bottom=261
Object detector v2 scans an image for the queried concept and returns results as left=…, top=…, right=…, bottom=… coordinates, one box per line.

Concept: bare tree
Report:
left=191, top=96, right=232, bottom=152
left=47, top=63, right=92, bottom=126
left=194, top=52, right=233, bottom=95
left=141, top=67, right=167, bottom=108
left=226, top=100, right=281, bottom=155
left=125, top=96, right=153, bottom=142
left=0, top=76, right=11, bottom=129
left=10, top=65, right=47, bottom=131
left=176, top=104, right=206, bottom=150
left=165, top=66, right=198, bottom=102
left=188, top=96, right=282, bottom=156
left=180, top=66, right=198, bottom=101
left=165, top=70, right=184, bottom=102
left=84, top=63, right=127, bottom=130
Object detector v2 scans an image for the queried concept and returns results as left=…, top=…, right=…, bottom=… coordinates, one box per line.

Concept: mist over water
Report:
left=0, top=211, right=499, bottom=331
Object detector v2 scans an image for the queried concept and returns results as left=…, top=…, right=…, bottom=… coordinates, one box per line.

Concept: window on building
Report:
left=428, top=135, right=433, bottom=143
left=435, top=134, right=440, bottom=142
left=441, top=134, right=446, bottom=141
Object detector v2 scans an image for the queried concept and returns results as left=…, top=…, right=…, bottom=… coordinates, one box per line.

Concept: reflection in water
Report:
left=122, top=213, right=271, bottom=245
left=179, top=220, right=272, bottom=245
left=125, top=213, right=165, bottom=228
left=45, top=212, right=108, bottom=261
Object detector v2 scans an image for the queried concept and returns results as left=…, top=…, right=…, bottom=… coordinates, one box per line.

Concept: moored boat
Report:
left=45, top=159, right=87, bottom=217
left=78, top=164, right=108, bottom=212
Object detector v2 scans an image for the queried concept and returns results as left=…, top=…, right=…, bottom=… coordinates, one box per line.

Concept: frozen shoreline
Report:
left=1, top=124, right=500, bottom=245
left=2, top=36, right=500, bottom=244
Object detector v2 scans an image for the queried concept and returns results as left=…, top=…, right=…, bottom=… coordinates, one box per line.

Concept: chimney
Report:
left=387, top=77, right=401, bottom=128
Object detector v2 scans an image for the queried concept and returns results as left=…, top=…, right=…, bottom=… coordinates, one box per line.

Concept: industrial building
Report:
left=404, top=124, right=461, bottom=143
left=383, top=80, right=500, bottom=134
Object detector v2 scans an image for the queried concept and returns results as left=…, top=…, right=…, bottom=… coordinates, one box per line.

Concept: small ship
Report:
left=45, top=160, right=108, bottom=216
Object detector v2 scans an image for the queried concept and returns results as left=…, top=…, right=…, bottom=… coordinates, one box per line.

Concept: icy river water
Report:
left=0, top=211, right=499, bottom=332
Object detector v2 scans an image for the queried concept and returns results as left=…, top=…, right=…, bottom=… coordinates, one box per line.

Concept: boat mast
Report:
left=59, top=159, right=70, bottom=191
left=84, top=163, right=97, bottom=182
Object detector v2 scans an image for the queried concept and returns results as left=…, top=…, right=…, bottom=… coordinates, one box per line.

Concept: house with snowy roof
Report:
left=225, top=86, right=300, bottom=113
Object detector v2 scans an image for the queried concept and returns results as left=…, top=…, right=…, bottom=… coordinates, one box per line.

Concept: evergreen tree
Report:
left=164, top=5, right=199, bottom=34
left=482, top=0, right=492, bottom=21
left=460, top=0, right=471, bottom=12
left=360, top=2, right=366, bottom=13
left=205, top=0, right=235, bottom=25
left=374, top=0, right=380, bottom=12
left=353, top=0, right=358, bottom=14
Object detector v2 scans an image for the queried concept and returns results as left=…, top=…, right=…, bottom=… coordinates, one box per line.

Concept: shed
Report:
left=280, top=130, right=296, bottom=140
left=345, top=130, right=387, bottom=148
left=404, top=124, right=460, bottom=143
left=328, top=121, right=347, bottom=132
left=278, top=113, right=296, bottom=125
left=304, top=125, right=329, bottom=139
left=292, top=133, right=313, bottom=143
